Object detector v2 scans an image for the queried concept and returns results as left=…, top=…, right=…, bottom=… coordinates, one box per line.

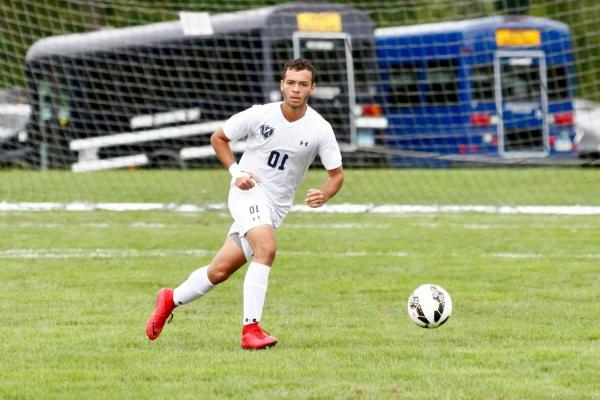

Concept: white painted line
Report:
left=488, top=252, right=542, bottom=259
left=489, top=252, right=600, bottom=259
left=291, top=203, right=372, bottom=213
left=2, top=248, right=599, bottom=260
left=4, top=220, right=596, bottom=232
left=284, top=223, right=392, bottom=229
left=1, top=202, right=600, bottom=215
left=0, top=248, right=409, bottom=259
left=0, top=249, right=211, bottom=259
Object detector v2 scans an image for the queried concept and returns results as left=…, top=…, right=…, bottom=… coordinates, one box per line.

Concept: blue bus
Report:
left=375, top=16, right=576, bottom=164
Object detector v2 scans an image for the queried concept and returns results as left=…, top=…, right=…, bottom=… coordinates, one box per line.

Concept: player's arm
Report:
left=210, top=127, right=258, bottom=190
left=210, top=127, right=236, bottom=167
left=304, top=166, right=344, bottom=208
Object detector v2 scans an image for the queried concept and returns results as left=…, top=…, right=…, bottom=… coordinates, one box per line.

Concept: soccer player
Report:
left=145, top=58, right=344, bottom=349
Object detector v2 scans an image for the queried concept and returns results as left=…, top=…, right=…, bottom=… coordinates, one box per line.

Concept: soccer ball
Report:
left=407, top=284, right=452, bottom=328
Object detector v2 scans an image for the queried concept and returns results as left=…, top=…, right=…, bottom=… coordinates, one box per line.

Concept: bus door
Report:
left=292, top=32, right=356, bottom=146
left=494, top=50, right=549, bottom=157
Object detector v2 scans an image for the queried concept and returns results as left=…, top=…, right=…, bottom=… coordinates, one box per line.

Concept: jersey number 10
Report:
left=267, top=150, right=289, bottom=170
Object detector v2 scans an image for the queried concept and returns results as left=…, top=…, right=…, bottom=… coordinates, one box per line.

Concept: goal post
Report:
left=0, top=1, right=599, bottom=205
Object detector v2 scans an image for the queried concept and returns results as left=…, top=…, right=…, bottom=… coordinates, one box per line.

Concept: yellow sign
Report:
left=496, top=29, right=541, bottom=47
left=297, top=13, right=342, bottom=32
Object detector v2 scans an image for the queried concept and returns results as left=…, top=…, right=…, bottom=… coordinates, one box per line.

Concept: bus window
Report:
left=57, top=89, right=71, bottom=126
left=38, top=83, right=53, bottom=122
left=149, top=46, right=184, bottom=107
left=471, top=64, right=494, bottom=101
left=547, top=64, right=569, bottom=101
left=120, top=52, right=151, bottom=110
left=501, top=64, right=540, bottom=102
left=271, top=40, right=293, bottom=83
left=425, top=59, right=459, bottom=104
left=35, top=82, right=71, bottom=129
left=273, top=39, right=374, bottom=91
left=299, top=42, right=348, bottom=86
left=214, top=38, right=246, bottom=105
left=387, top=64, right=420, bottom=106
left=213, top=33, right=263, bottom=107
left=352, top=41, right=374, bottom=89
left=179, top=42, right=216, bottom=107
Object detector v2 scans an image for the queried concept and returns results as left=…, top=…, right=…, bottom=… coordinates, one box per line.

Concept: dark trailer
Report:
left=24, top=2, right=386, bottom=171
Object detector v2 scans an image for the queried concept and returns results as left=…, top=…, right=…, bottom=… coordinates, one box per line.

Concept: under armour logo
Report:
left=300, top=141, right=309, bottom=146
left=259, top=124, right=274, bottom=140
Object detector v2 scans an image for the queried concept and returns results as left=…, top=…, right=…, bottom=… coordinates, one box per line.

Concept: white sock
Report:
left=243, top=262, right=271, bottom=325
left=173, top=266, right=215, bottom=306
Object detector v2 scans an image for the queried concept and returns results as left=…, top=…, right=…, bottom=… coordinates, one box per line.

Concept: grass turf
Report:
left=1, top=210, right=599, bottom=399
left=1, top=167, right=599, bottom=205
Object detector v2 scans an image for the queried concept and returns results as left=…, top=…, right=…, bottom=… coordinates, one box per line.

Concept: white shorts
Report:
left=227, top=185, right=277, bottom=261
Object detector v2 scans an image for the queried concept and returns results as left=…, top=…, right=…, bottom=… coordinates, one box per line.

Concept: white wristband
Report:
left=228, top=163, right=247, bottom=179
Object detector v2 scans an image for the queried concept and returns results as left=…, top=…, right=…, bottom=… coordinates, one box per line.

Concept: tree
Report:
left=494, top=0, right=531, bottom=15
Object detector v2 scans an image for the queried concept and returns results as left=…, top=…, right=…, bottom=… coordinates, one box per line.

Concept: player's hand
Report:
left=235, top=171, right=260, bottom=190
left=304, top=188, right=326, bottom=208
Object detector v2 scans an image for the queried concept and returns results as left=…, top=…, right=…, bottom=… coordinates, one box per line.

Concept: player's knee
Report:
left=252, top=241, right=276, bottom=265
left=207, top=265, right=232, bottom=285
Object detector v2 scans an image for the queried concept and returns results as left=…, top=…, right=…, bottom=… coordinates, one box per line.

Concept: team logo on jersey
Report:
left=259, top=124, right=275, bottom=140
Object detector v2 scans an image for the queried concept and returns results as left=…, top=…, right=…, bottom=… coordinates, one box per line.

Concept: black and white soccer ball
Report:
left=407, top=284, right=452, bottom=328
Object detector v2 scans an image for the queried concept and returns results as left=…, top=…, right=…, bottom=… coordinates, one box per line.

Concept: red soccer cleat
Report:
left=146, top=288, right=176, bottom=340
left=241, top=322, right=278, bottom=350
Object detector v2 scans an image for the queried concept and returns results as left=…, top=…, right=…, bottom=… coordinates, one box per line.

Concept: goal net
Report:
left=0, top=0, right=598, bottom=206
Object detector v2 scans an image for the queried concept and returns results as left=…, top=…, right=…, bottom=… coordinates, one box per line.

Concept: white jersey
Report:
left=223, top=102, right=342, bottom=222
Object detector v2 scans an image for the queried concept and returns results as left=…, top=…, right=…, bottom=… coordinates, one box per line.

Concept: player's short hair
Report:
left=281, top=58, right=315, bottom=84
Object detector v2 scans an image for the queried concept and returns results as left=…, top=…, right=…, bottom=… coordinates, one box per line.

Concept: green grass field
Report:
left=1, top=167, right=600, bottom=205
left=1, top=169, right=600, bottom=399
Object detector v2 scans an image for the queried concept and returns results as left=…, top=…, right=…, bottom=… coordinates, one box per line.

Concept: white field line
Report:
left=0, top=222, right=393, bottom=229
left=2, top=202, right=600, bottom=215
left=487, top=253, right=600, bottom=259
left=488, top=252, right=543, bottom=259
left=0, top=248, right=409, bottom=259
left=1, top=248, right=599, bottom=260
left=2, top=221, right=598, bottom=231
left=285, top=223, right=393, bottom=229
left=411, top=222, right=600, bottom=230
